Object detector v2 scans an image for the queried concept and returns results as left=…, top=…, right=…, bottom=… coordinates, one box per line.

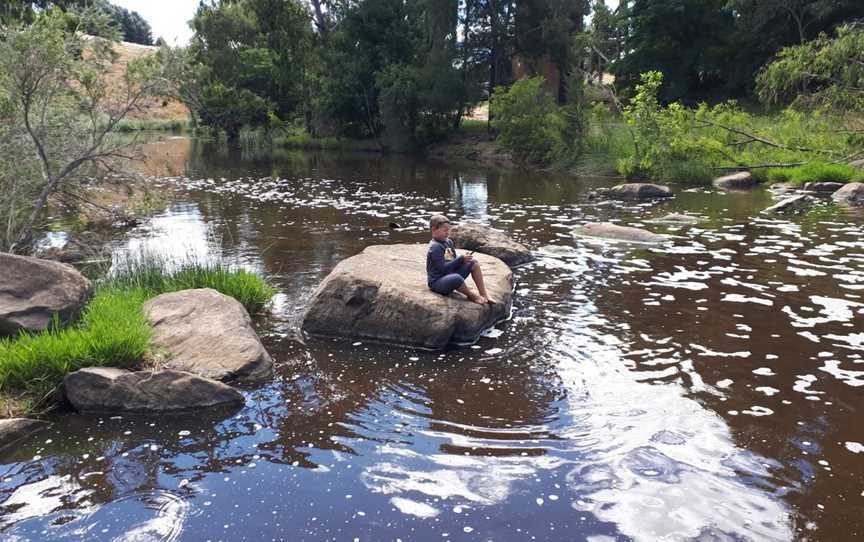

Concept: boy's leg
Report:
left=430, top=273, right=465, bottom=296
left=469, top=262, right=492, bottom=302
left=456, top=283, right=485, bottom=304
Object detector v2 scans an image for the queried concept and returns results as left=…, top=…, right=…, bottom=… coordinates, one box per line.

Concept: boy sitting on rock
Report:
left=426, top=215, right=491, bottom=305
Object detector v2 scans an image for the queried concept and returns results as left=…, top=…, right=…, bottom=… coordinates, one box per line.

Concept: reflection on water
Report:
left=2, top=137, right=863, bottom=541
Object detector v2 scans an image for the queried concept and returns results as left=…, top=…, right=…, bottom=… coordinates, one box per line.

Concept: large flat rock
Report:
left=449, top=223, right=533, bottom=268
left=0, top=418, right=50, bottom=452
left=301, top=244, right=513, bottom=349
left=0, top=252, right=92, bottom=337
left=144, top=288, right=273, bottom=383
left=64, top=367, right=245, bottom=413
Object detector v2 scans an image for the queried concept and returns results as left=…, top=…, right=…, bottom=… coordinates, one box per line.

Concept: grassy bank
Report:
left=115, top=118, right=190, bottom=132
left=0, top=255, right=275, bottom=414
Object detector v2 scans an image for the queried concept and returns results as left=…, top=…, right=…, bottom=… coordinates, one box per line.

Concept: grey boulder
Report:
left=449, top=223, right=533, bottom=267
left=804, top=182, right=844, bottom=194
left=713, top=171, right=756, bottom=190
left=573, top=222, right=666, bottom=244
left=63, top=367, right=245, bottom=413
left=762, top=194, right=815, bottom=214
left=144, top=288, right=273, bottom=383
left=606, top=183, right=673, bottom=200
left=831, top=182, right=864, bottom=207
left=0, top=252, right=92, bottom=337
left=0, top=418, right=50, bottom=452
left=301, top=244, right=512, bottom=349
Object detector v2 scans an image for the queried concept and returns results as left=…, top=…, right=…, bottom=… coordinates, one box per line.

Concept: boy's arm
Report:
left=430, top=243, right=463, bottom=275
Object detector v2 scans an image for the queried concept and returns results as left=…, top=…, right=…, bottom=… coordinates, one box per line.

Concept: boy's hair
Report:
left=430, top=214, right=450, bottom=230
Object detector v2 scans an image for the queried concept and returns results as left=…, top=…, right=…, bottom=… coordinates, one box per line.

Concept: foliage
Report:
left=0, top=255, right=275, bottom=404
left=189, top=0, right=312, bottom=136
left=198, top=82, right=272, bottom=142
left=490, top=77, right=564, bottom=164
left=767, top=162, right=864, bottom=186
left=616, top=71, right=858, bottom=185
left=612, top=0, right=864, bottom=102
left=0, top=9, right=169, bottom=252
left=619, top=72, right=719, bottom=184
left=757, top=24, right=864, bottom=113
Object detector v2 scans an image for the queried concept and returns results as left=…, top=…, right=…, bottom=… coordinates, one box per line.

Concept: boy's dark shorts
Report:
left=429, top=261, right=475, bottom=296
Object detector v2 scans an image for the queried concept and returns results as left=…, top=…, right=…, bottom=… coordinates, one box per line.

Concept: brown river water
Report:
left=2, top=137, right=864, bottom=541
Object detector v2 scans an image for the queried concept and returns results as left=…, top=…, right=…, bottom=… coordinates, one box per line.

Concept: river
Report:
left=2, top=136, right=863, bottom=541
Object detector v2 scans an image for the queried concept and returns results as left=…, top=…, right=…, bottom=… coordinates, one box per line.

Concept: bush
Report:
left=767, top=162, right=864, bottom=186
left=490, top=77, right=564, bottom=164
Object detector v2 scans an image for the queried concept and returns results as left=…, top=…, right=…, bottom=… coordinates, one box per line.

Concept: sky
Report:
left=111, top=0, right=199, bottom=45
left=112, top=0, right=621, bottom=46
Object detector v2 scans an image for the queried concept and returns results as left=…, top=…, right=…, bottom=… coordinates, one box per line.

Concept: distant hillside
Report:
left=106, top=39, right=189, bottom=122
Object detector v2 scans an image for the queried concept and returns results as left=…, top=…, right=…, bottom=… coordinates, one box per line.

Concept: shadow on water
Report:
left=2, top=136, right=863, bottom=541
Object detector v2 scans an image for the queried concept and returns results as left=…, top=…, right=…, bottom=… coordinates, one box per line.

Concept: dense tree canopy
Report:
left=1, top=1, right=154, bottom=44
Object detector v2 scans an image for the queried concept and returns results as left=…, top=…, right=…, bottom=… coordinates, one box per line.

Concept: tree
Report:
left=612, top=0, right=736, bottom=103
left=189, top=0, right=312, bottom=133
left=490, top=76, right=564, bottom=163
left=0, top=9, right=168, bottom=252
left=757, top=24, right=864, bottom=114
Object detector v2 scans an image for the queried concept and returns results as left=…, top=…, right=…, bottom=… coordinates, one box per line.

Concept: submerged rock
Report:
left=449, top=223, right=533, bottom=267
left=0, top=253, right=92, bottom=337
left=64, top=367, right=245, bottom=413
left=713, top=171, right=756, bottom=190
left=0, top=418, right=50, bottom=452
left=573, top=222, right=666, bottom=244
left=652, top=213, right=701, bottom=224
left=762, top=194, right=815, bottom=214
left=144, top=288, right=273, bottom=383
left=804, top=182, right=844, bottom=194
left=606, top=183, right=673, bottom=200
left=301, top=244, right=512, bottom=349
left=832, top=182, right=864, bottom=207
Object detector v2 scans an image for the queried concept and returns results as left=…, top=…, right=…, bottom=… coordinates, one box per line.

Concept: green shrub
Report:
left=490, top=77, right=564, bottom=164
left=767, top=162, right=863, bottom=186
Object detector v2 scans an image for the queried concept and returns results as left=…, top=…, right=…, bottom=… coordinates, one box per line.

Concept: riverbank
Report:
left=0, top=254, right=275, bottom=417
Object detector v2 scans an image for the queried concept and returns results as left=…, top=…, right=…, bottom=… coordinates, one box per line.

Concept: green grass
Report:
left=767, top=162, right=864, bottom=186
left=0, top=254, right=275, bottom=408
left=108, top=252, right=276, bottom=312
left=0, top=287, right=151, bottom=399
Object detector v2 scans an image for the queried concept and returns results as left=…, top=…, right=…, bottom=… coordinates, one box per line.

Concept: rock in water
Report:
left=652, top=213, right=701, bottom=224
left=713, top=171, right=756, bottom=190
left=832, top=182, right=864, bottom=207
left=0, top=418, right=50, bottom=452
left=301, top=244, right=513, bottom=349
left=64, top=367, right=245, bottom=413
left=144, top=288, right=273, bottom=383
left=0, top=252, right=92, bottom=337
left=449, top=223, right=533, bottom=267
left=606, top=183, right=673, bottom=200
left=762, top=194, right=815, bottom=214
left=573, top=223, right=666, bottom=244
left=804, top=182, right=844, bottom=194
